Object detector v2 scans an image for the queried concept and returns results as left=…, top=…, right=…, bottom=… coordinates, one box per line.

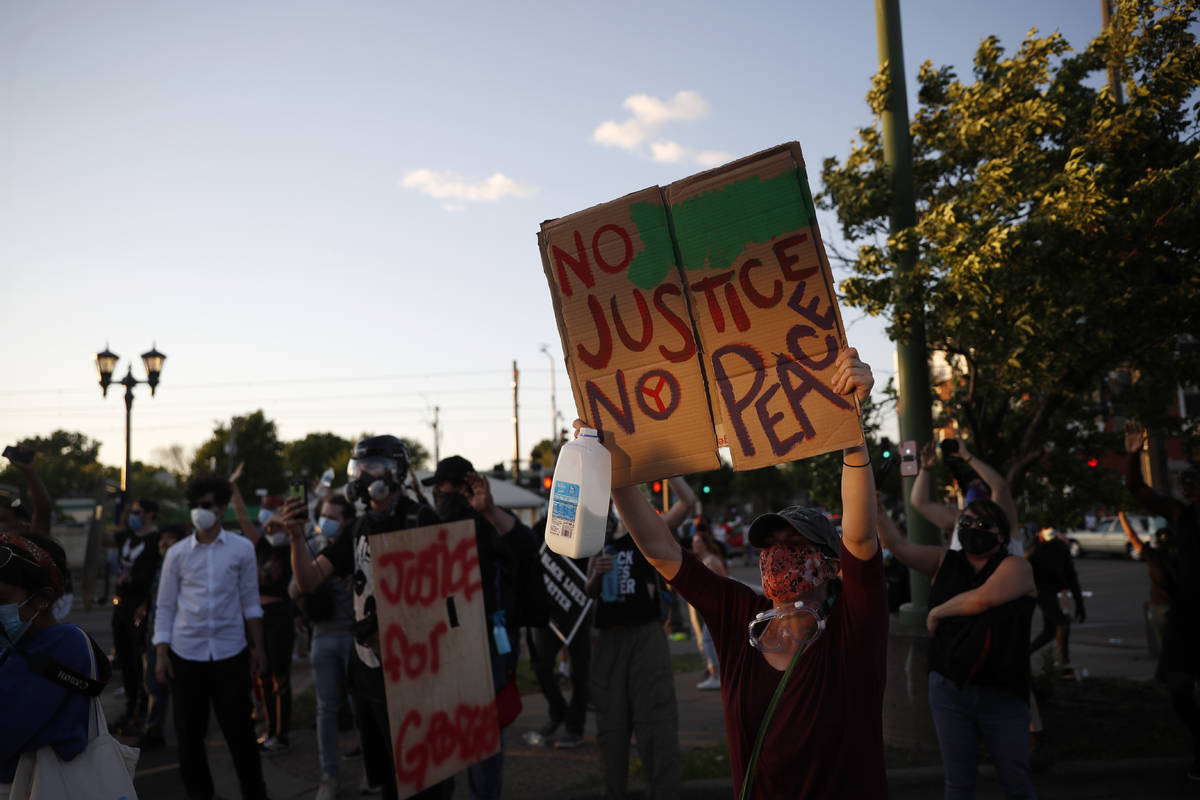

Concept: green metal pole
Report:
left=875, top=0, right=937, bottom=626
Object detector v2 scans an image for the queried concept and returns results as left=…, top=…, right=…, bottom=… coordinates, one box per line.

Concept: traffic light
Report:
left=1087, top=458, right=1099, bottom=468
left=542, top=475, right=553, bottom=491
left=702, top=485, right=711, bottom=494
left=651, top=480, right=662, bottom=493
left=880, top=437, right=894, bottom=460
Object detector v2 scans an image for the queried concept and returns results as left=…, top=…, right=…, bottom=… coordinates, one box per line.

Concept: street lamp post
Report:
left=95, top=343, right=166, bottom=492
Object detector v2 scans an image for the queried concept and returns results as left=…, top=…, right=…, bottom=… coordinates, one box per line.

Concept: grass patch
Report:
left=629, top=742, right=733, bottom=783
left=672, top=652, right=706, bottom=675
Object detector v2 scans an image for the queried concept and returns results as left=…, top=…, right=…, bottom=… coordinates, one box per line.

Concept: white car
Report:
left=1064, top=514, right=1165, bottom=560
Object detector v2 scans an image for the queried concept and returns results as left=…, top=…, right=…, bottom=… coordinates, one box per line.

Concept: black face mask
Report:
left=957, top=517, right=1001, bottom=555
left=434, top=490, right=474, bottom=522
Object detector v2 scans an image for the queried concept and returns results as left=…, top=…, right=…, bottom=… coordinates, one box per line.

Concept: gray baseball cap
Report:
left=747, top=505, right=841, bottom=557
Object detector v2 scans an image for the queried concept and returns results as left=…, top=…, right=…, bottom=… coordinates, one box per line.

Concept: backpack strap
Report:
left=15, top=628, right=110, bottom=697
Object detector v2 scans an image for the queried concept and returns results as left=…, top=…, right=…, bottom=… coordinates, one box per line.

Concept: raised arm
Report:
left=1124, top=422, right=1178, bottom=518
left=662, top=476, right=698, bottom=532
left=875, top=493, right=945, bottom=578
left=282, top=497, right=334, bottom=592
left=926, top=556, right=1035, bottom=634
left=958, top=446, right=1018, bottom=537
left=1118, top=511, right=1145, bottom=555
left=835, top=348, right=879, bottom=561
left=910, top=443, right=959, bottom=533
left=11, top=453, right=52, bottom=535
left=228, top=462, right=261, bottom=543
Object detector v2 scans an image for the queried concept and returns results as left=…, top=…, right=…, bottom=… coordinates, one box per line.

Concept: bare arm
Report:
left=959, top=447, right=1018, bottom=536
left=927, top=556, right=1035, bottom=631
left=1118, top=511, right=1145, bottom=555
left=282, top=497, right=334, bottom=592
left=1123, top=423, right=1177, bottom=518
left=13, top=459, right=52, bottom=535
left=876, top=493, right=945, bottom=577
left=835, top=349, right=878, bottom=561
left=910, top=443, right=960, bottom=533
left=611, top=485, right=683, bottom=580
left=228, top=463, right=260, bottom=543
left=662, top=476, right=697, bottom=531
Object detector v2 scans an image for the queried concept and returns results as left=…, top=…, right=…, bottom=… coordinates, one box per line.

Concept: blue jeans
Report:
left=311, top=631, right=353, bottom=779
left=928, top=672, right=1036, bottom=799
left=143, top=641, right=170, bottom=737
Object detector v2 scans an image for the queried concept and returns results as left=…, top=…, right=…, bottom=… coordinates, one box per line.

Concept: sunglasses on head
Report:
left=0, top=544, right=42, bottom=572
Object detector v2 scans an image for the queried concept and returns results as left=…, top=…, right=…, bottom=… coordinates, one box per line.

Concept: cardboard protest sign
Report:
left=539, top=142, right=863, bottom=484
left=370, top=520, right=498, bottom=799
left=538, top=543, right=593, bottom=645
left=664, top=143, right=864, bottom=470
left=539, top=187, right=720, bottom=486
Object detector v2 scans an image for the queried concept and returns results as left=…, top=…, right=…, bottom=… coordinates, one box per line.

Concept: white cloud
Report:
left=623, top=90, right=708, bottom=126
left=650, top=140, right=687, bottom=164
left=591, top=91, right=730, bottom=167
left=401, top=169, right=537, bottom=206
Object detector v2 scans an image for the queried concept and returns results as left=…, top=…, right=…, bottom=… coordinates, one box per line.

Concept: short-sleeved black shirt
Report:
left=594, top=533, right=662, bottom=629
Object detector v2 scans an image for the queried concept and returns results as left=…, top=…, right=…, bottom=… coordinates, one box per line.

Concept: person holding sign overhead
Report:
left=575, top=347, right=886, bottom=799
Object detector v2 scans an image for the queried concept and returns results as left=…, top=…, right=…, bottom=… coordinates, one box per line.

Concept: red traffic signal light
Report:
left=542, top=476, right=553, bottom=490
left=1086, top=458, right=1099, bottom=468
left=651, top=481, right=662, bottom=493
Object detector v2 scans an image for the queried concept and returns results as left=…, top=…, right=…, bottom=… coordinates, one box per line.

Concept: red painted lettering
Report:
left=585, top=371, right=636, bottom=436
left=382, top=620, right=451, bottom=683
left=577, top=294, right=613, bottom=370
left=691, top=271, right=735, bottom=332
left=611, top=289, right=653, bottom=352
left=394, top=702, right=500, bottom=791
left=739, top=258, right=783, bottom=308
left=773, top=233, right=819, bottom=281
left=652, top=284, right=697, bottom=363
left=552, top=231, right=594, bottom=298
left=376, top=550, right=414, bottom=605
left=592, top=224, right=633, bottom=274
left=723, top=281, right=751, bottom=332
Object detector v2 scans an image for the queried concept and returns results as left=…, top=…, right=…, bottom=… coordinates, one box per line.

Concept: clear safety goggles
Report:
left=747, top=600, right=827, bottom=653
left=347, top=457, right=396, bottom=481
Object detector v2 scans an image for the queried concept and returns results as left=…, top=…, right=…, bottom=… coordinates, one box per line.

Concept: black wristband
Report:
left=842, top=458, right=872, bottom=468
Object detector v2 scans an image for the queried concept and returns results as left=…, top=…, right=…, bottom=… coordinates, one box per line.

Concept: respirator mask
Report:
left=345, top=456, right=399, bottom=504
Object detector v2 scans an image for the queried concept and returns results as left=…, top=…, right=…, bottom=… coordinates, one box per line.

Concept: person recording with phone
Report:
left=286, top=435, right=447, bottom=800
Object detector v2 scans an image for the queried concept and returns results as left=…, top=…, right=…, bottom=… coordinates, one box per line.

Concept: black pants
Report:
left=112, top=605, right=145, bottom=717
left=260, top=601, right=295, bottom=742
left=170, top=648, right=267, bottom=800
left=348, top=651, right=453, bottom=800
left=1030, top=591, right=1071, bottom=664
left=531, top=621, right=590, bottom=735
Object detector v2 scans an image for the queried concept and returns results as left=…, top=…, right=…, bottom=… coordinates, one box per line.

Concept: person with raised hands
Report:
left=578, top=347, right=887, bottom=800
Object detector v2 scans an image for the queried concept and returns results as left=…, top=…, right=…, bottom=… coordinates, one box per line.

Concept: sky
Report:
left=0, top=0, right=1109, bottom=477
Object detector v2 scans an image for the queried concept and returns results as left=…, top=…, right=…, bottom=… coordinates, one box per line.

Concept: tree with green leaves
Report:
left=283, top=432, right=353, bottom=483
left=821, top=0, right=1200, bottom=523
left=191, top=410, right=286, bottom=492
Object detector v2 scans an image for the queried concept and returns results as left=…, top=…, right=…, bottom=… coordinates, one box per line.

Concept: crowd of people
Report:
left=2, top=348, right=1199, bottom=799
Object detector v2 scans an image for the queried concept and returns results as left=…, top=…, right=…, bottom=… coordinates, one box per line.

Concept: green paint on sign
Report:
left=670, top=169, right=815, bottom=273
left=626, top=201, right=677, bottom=290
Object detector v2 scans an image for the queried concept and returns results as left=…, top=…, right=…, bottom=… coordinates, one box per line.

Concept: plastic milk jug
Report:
left=545, top=427, right=611, bottom=559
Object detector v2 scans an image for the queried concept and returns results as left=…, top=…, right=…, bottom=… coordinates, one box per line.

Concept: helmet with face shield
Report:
left=345, top=435, right=410, bottom=503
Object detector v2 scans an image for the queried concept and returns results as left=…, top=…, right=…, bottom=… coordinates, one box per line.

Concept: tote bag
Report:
left=10, top=628, right=140, bottom=800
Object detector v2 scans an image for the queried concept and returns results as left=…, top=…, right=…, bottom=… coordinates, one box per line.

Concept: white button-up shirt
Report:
left=152, top=529, right=264, bottom=661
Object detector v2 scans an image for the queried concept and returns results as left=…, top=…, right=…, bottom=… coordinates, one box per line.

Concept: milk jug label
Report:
left=549, top=481, right=581, bottom=540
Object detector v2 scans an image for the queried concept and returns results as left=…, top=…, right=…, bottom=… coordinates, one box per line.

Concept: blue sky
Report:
left=0, top=0, right=1106, bottom=477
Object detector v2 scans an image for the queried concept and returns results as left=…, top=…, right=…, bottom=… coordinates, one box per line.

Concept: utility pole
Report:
left=512, top=361, right=520, bottom=483
left=432, top=406, right=441, bottom=463
left=876, top=0, right=937, bottom=624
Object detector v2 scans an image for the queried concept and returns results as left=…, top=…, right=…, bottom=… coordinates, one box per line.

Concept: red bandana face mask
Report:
left=759, top=541, right=838, bottom=602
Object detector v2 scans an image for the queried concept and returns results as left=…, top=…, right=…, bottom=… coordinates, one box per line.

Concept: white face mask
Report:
left=266, top=531, right=288, bottom=547
left=190, top=507, right=218, bottom=532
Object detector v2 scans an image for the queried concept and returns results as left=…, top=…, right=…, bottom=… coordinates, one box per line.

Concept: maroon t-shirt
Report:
left=671, top=542, right=888, bottom=799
